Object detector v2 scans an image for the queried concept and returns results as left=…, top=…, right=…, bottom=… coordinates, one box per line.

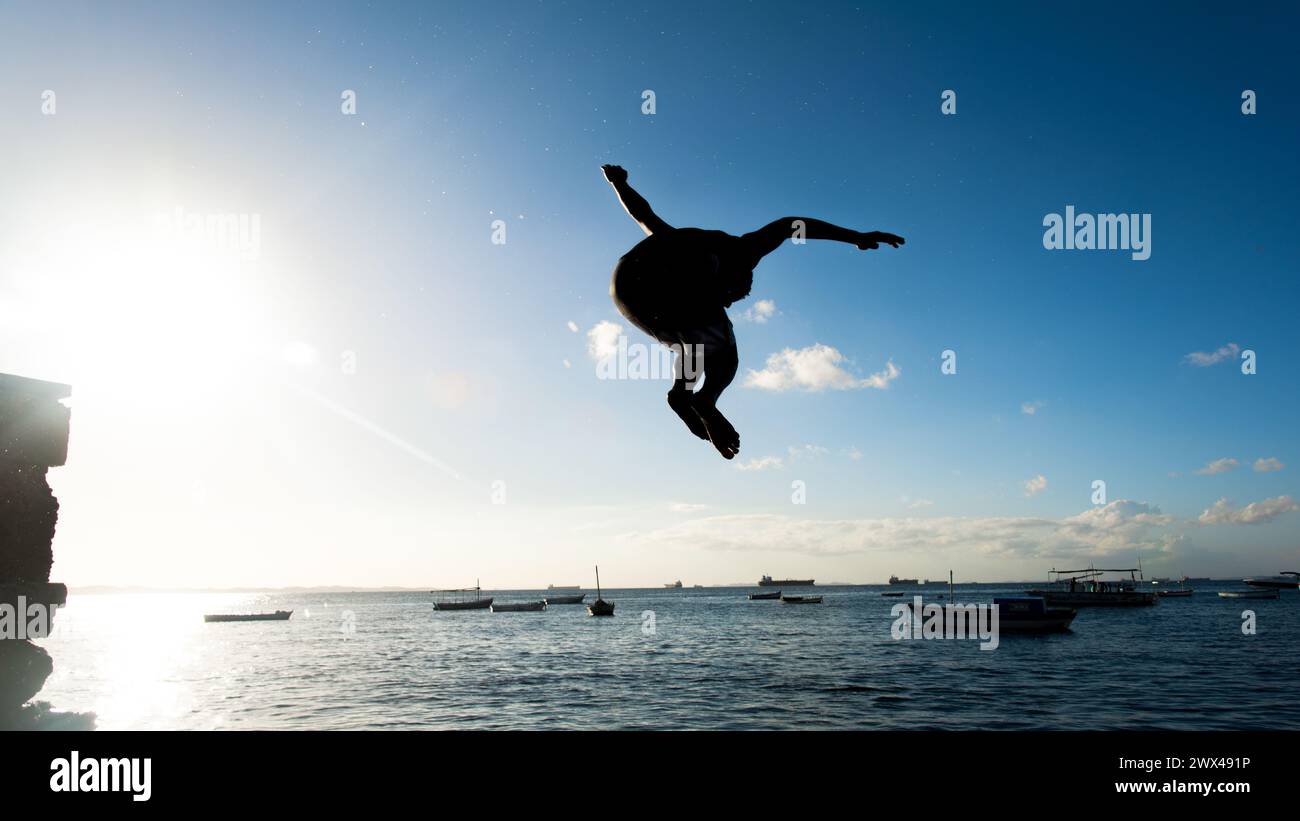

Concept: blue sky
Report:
left=1, top=1, right=1297, bottom=587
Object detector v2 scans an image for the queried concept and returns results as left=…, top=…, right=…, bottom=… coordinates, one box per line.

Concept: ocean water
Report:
left=33, top=582, right=1300, bottom=730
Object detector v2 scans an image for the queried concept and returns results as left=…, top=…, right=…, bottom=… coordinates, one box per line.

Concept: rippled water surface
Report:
left=35, top=583, right=1300, bottom=729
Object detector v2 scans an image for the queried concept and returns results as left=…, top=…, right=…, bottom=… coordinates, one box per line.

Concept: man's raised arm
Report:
left=602, top=164, right=672, bottom=236
left=740, top=217, right=905, bottom=261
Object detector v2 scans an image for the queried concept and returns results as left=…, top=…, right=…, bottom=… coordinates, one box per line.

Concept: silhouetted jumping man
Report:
left=602, top=164, right=904, bottom=459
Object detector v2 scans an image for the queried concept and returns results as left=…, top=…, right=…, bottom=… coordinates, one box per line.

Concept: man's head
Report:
left=710, top=243, right=756, bottom=308
left=719, top=265, right=753, bottom=308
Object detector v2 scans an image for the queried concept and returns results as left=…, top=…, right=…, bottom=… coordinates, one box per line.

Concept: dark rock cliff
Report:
left=0, top=373, right=78, bottom=729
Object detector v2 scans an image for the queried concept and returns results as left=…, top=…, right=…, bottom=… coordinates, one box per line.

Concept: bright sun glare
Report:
left=7, top=200, right=276, bottom=407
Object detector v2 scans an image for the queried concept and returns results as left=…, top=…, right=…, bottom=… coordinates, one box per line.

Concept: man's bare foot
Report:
left=667, top=391, right=709, bottom=440
left=693, top=400, right=740, bottom=459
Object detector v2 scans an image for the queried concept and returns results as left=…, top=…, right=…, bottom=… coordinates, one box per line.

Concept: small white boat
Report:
left=1219, top=589, right=1280, bottom=600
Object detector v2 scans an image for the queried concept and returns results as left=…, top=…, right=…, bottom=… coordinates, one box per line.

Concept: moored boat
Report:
left=491, top=600, right=546, bottom=612
left=544, top=593, right=586, bottom=605
left=1026, top=567, right=1158, bottom=607
left=1219, top=589, right=1280, bottom=600
left=993, top=597, right=1076, bottom=633
left=204, top=610, right=292, bottom=623
left=748, top=590, right=781, bottom=600
left=780, top=595, right=823, bottom=604
left=1156, top=588, right=1194, bottom=598
left=881, top=591, right=905, bottom=597
left=434, top=597, right=493, bottom=611
left=1243, top=572, right=1299, bottom=590
left=432, top=582, right=493, bottom=611
left=587, top=565, right=614, bottom=616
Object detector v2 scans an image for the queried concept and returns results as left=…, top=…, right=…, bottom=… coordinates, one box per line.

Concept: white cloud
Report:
left=586, top=320, right=622, bottom=361
left=562, top=359, right=572, bottom=369
left=1197, top=495, right=1298, bottom=526
left=845, top=446, right=863, bottom=461
left=862, top=361, right=901, bottom=389
left=566, top=320, right=579, bottom=333
left=1253, top=457, right=1285, bottom=473
left=1185, top=342, right=1240, bottom=367
left=622, top=500, right=1176, bottom=560
left=1023, top=474, right=1048, bottom=497
left=744, top=344, right=899, bottom=392
left=1195, top=457, right=1239, bottom=476
left=788, top=444, right=829, bottom=461
left=742, top=299, right=778, bottom=323
left=1021, top=400, right=1045, bottom=416
left=735, top=456, right=783, bottom=472
left=669, top=503, right=711, bottom=513
left=908, top=498, right=935, bottom=509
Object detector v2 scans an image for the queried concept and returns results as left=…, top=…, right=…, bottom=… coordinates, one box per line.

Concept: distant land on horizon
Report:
left=66, top=577, right=1241, bottom=595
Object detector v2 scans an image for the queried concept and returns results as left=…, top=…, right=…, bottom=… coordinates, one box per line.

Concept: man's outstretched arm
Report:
left=740, top=217, right=904, bottom=261
left=602, top=164, right=672, bottom=236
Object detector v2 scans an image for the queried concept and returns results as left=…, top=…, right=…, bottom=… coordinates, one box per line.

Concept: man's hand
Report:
left=856, top=231, right=905, bottom=250
left=601, top=164, right=628, bottom=185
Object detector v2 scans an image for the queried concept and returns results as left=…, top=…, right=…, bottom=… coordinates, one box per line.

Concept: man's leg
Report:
left=689, top=321, right=741, bottom=460
left=667, top=339, right=709, bottom=441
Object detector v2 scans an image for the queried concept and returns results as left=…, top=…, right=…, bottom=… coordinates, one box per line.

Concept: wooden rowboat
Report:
left=544, top=593, right=586, bottom=605
left=204, top=610, right=292, bottom=623
left=781, top=595, right=823, bottom=604
left=491, top=601, right=546, bottom=612
left=1219, top=589, right=1280, bottom=600
left=432, top=582, right=493, bottom=611
left=993, top=597, right=1076, bottom=633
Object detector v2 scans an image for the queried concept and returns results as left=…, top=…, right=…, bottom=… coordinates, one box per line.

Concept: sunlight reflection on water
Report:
left=33, top=585, right=1300, bottom=730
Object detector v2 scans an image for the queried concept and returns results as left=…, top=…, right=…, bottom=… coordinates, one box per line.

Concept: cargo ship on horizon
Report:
left=758, top=575, right=814, bottom=587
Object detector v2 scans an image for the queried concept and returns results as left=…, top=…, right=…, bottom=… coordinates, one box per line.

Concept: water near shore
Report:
left=35, top=583, right=1300, bottom=730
